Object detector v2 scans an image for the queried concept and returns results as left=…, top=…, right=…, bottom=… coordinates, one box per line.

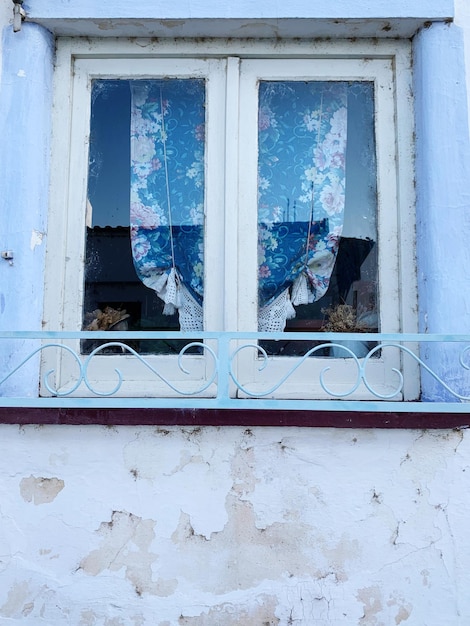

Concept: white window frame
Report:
left=42, top=38, right=418, bottom=400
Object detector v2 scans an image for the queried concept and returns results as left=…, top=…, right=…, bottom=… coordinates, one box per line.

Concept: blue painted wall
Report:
left=0, top=24, right=54, bottom=395
left=414, top=22, right=470, bottom=400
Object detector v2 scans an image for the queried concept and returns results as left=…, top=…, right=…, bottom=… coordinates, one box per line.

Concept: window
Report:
left=42, top=39, right=417, bottom=399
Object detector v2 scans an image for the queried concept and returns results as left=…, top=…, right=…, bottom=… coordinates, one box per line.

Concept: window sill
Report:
left=0, top=407, right=468, bottom=429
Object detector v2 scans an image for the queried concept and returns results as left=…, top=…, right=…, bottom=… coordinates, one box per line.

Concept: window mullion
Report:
left=237, top=60, right=260, bottom=332
left=201, top=58, right=228, bottom=333
left=223, top=57, right=241, bottom=331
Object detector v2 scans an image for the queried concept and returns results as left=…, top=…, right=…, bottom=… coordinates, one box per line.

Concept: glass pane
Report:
left=257, top=81, right=378, bottom=356
left=83, top=79, right=205, bottom=354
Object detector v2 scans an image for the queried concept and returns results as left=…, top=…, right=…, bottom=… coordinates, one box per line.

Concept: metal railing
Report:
left=1, top=331, right=470, bottom=411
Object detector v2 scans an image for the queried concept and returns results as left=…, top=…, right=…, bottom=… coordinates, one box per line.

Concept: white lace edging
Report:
left=291, top=273, right=312, bottom=307
left=258, top=288, right=296, bottom=332
left=177, top=285, right=204, bottom=332
left=144, top=266, right=330, bottom=334
left=258, top=268, right=330, bottom=332
left=142, top=268, right=203, bottom=332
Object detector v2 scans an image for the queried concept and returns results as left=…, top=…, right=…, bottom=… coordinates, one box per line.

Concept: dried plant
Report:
left=84, top=306, right=129, bottom=331
left=321, top=304, right=368, bottom=333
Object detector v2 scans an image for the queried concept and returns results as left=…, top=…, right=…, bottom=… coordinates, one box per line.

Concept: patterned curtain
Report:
left=130, top=79, right=347, bottom=333
left=130, top=80, right=205, bottom=332
left=257, top=81, right=348, bottom=331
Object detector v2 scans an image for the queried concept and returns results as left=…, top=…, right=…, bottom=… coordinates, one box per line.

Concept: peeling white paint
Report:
left=30, top=229, right=44, bottom=251
left=0, top=426, right=467, bottom=624
left=19, top=475, right=64, bottom=505
left=80, top=510, right=177, bottom=597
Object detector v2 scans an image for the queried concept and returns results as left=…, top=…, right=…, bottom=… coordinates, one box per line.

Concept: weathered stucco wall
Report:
left=1, top=0, right=470, bottom=623
left=456, top=0, right=470, bottom=118
left=413, top=18, right=470, bottom=400
left=1, top=424, right=469, bottom=624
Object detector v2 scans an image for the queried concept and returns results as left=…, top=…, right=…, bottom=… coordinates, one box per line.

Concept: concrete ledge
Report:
left=24, top=0, right=454, bottom=20
left=15, top=18, right=448, bottom=39
left=22, top=0, right=454, bottom=38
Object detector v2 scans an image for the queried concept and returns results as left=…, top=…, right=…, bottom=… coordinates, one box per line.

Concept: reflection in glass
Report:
left=83, top=79, right=205, bottom=354
left=257, top=81, right=378, bottom=355
left=81, top=77, right=377, bottom=358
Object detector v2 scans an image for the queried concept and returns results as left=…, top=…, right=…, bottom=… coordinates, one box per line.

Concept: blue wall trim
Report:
left=24, top=0, right=453, bottom=21
left=0, top=23, right=54, bottom=396
left=413, top=22, right=470, bottom=400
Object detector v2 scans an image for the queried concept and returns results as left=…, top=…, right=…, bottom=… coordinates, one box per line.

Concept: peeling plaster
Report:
left=79, top=510, right=177, bottom=597
left=0, top=580, right=48, bottom=619
left=169, top=491, right=359, bottom=594
left=123, top=430, right=232, bottom=538
left=30, top=229, right=44, bottom=250
left=79, top=610, right=146, bottom=626
left=387, top=593, right=413, bottom=624
left=0, top=425, right=468, bottom=623
left=178, top=594, right=280, bottom=624
left=19, top=475, right=64, bottom=505
left=357, top=586, right=383, bottom=625
left=0, top=581, right=31, bottom=617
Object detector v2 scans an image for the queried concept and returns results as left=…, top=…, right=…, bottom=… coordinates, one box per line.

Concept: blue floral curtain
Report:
left=130, top=79, right=348, bottom=332
left=257, top=81, right=348, bottom=331
left=130, top=80, right=205, bottom=331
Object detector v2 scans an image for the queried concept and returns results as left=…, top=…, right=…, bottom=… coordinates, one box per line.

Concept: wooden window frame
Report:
left=42, top=38, right=418, bottom=401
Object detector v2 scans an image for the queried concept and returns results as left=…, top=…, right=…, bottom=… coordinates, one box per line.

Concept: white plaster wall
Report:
left=1, top=424, right=470, bottom=625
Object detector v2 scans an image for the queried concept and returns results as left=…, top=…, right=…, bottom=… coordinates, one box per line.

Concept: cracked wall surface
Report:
left=0, top=425, right=469, bottom=624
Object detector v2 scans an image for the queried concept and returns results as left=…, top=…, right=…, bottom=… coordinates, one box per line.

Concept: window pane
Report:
left=257, top=81, right=378, bottom=356
left=83, top=79, right=205, bottom=354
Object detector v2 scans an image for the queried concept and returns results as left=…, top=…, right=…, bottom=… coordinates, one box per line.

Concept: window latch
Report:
left=12, top=0, right=25, bottom=33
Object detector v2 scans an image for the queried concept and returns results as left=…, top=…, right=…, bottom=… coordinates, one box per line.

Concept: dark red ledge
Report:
left=0, top=408, right=468, bottom=429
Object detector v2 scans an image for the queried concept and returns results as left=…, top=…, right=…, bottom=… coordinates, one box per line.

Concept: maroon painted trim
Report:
left=0, top=408, right=468, bottom=428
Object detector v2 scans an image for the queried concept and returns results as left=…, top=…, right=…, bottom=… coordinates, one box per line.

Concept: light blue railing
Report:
left=1, top=331, right=470, bottom=411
